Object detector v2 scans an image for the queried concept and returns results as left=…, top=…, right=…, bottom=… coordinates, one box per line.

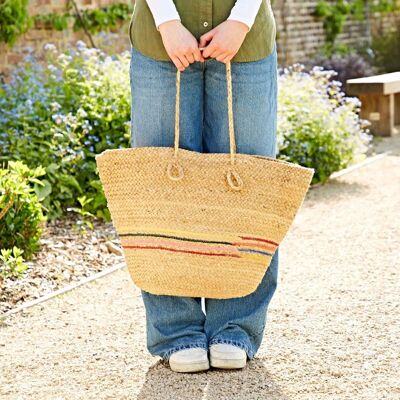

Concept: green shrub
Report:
left=277, top=64, right=373, bottom=184
left=33, top=12, right=70, bottom=31
left=313, top=0, right=400, bottom=57
left=371, top=24, right=400, bottom=73
left=0, top=161, right=46, bottom=261
left=0, top=41, right=131, bottom=220
left=72, top=3, right=132, bottom=33
left=0, top=246, right=28, bottom=281
left=0, top=0, right=32, bottom=46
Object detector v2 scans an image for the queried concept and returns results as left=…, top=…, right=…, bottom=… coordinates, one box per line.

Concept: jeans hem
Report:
left=162, top=342, right=208, bottom=361
left=209, top=338, right=254, bottom=360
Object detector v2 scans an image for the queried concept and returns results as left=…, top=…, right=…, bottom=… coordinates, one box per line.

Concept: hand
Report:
left=199, top=20, right=249, bottom=63
left=159, top=20, right=205, bottom=71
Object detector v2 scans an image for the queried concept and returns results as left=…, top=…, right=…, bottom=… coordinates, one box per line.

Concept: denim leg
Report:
left=203, top=44, right=279, bottom=360
left=141, top=291, right=208, bottom=360
left=204, top=250, right=279, bottom=360
left=129, top=45, right=204, bottom=151
left=202, top=44, right=278, bottom=157
left=130, top=46, right=208, bottom=360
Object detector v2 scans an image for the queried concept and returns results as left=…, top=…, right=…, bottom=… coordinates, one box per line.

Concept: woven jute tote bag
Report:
left=95, top=61, right=315, bottom=299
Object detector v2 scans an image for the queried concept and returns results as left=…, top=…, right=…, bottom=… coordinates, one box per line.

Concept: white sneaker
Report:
left=168, top=347, right=210, bottom=373
left=209, top=343, right=247, bottom=369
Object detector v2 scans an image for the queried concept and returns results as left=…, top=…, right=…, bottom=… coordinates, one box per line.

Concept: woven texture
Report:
left=95, top=61, right=315, bottom=299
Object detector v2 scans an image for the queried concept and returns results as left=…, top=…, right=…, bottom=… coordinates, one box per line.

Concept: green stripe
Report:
left=119, top=232, right=233, bottom=246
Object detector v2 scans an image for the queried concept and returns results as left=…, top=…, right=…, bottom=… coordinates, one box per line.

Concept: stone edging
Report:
left=309, top=151, right=391, bottom=189
left=3, top=262, right=126, bottom=317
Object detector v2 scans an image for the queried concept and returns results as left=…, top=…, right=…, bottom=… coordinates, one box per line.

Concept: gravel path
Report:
left=1, top=137, right=399, bottom=400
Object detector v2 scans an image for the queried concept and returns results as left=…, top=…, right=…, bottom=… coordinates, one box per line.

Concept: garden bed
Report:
left=0, top=213, right=122, bottom=314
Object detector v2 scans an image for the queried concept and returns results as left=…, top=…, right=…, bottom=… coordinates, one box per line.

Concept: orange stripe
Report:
left=123, top=245, right=242, bottom=258
left=121, top=237, right=239, bottom=255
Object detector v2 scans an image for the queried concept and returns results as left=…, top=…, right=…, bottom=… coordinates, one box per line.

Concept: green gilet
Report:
left=128, top=0, right=276, bottom=63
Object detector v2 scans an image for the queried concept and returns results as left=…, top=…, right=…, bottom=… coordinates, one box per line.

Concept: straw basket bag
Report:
left=95, top=61, right=315, bottom=299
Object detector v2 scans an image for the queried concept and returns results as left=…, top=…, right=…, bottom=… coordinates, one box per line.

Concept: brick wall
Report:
left=1, top=0, right=400, bottom=76
left=0, top=0, right=131, bottom=77
left=274, top=0, right=400, bottom=65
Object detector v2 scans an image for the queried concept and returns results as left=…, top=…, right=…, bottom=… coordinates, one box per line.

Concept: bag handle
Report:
left=166, top=59, right=244, bottom=191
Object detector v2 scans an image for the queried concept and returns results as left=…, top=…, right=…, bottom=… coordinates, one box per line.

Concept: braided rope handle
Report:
left=167, top=60, right=243, bottom=191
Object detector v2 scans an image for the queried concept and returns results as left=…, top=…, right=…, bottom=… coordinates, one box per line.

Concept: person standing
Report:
left=128, top=0, right=279, bottom=373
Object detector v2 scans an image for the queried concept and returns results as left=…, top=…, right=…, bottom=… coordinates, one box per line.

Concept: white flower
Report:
left=76, top=40, right=87, bottom=50
left=51, top=102, right=62, bottom=112
left=44, top=43, right=57, bottom=52
left=77, top=108, right=88, bottom=118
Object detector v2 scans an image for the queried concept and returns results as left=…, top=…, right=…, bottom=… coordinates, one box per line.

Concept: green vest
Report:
left=128, top=0, right=276, bottom=63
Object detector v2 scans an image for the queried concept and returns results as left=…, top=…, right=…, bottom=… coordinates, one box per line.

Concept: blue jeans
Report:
left=129, top=44, right=279, bottom=362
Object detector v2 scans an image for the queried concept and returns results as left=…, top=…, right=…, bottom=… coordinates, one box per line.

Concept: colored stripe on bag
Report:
left=238, top=248, right=274, bottom=256
left=239, top=236, right=279, bottom=246
left=120, top=232, right=233, bottom=245
left=123, top=245, right=241, bottom=258
left=119, top=231, right=277, bottom=259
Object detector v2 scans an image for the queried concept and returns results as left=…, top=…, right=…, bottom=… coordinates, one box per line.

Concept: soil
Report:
left=0, top=214, right=122, bottom=313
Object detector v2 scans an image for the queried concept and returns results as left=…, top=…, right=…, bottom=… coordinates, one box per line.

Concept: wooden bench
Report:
left=346, top=72, right=400, bottom=136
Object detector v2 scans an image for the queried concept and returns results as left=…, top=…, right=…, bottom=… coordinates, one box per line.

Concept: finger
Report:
left=208, top=47, right=223, bottom=59
left=185, top=52, right=195, bottom=64
left=195, top=45, right=206, bottom=62
left=177, top=54, right=190, bottom=68
left=199, top=29, right=215, bottom=48
left=192, top=48, right=203, bottom=62
left=202, top=42, right=218, bottom=59
left=215, top=51, right=231, bottom=62
left=221, top=53, right=234, bottom=64
left=171, top=56, right=185, bottom=71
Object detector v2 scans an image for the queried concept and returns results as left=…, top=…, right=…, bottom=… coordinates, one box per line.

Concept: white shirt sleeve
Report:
left=146, top=0, right=263, bottom=32
left=145, top=0, right=181, bottom=31
left=227, top=0, right=263, bottom=32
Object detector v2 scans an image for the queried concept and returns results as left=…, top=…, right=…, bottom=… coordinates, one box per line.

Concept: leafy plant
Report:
left=0, top=246, right=28, bottom=281
left=371, top=24, right=400, bottom=73
left=33, top=12, right=70, bottom=31
left=277, top=64, right=373, bottom=184
left=71, top=2, right=132, bottom=33
left=0, top=160, right=46, bottom=260
left=0, top=0, right=32, bottom=46
left=0, top=2, right=132, bottom=46
left=0, top=41, right=130, bottom=221
left=66, top=195, right=96, bottom=234
left=313, top=0, right=400, bottom=56
left=314, top=0, right=353, bottom=51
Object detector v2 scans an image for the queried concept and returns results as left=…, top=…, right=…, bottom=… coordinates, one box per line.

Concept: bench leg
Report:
left=395, top=93, right=400, bottom=127
left=359, top=93, right=395, bottom=137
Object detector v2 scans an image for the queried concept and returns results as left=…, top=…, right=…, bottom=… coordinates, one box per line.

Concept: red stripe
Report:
left=239, top=236, right=279, bottom=246
left=123, top=245, right=241, bottom=258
